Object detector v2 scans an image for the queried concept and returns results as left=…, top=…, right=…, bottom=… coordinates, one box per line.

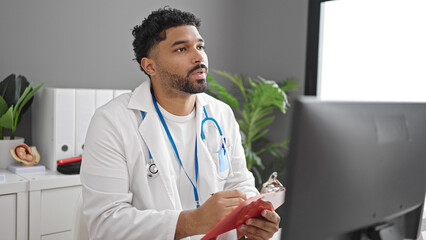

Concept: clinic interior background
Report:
left=0, top=0, right=308, bottom=149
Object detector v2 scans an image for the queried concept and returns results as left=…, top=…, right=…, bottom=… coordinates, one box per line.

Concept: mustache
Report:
left=187, top=64, right=208, bottom=77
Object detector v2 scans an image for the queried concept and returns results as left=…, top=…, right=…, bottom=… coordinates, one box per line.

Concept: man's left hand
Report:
left=237, top=209, right=280, bottom=240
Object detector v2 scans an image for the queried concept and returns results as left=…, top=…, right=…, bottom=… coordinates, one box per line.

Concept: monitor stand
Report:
left=363, top=223, right=403, bottom=240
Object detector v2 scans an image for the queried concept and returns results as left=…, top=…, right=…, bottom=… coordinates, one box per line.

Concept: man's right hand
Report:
left=195, top=189, right=247, bottom=233
left=175, top=189, right=246, bottom=239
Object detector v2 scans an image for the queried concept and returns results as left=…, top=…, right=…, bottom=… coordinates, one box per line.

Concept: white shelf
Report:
left=0, top=170, right=29, bottom=240
left=0, top=170, right=82, bottom=240
left=12, top=170, right=81, bottom=240
left=0, top=170, right=28, bottom=195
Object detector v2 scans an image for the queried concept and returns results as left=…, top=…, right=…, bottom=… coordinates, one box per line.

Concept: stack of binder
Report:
left=32, top=88, right=131, bottom=171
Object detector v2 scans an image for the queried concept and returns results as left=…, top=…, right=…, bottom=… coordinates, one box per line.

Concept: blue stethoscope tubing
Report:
left=141, top=90, right=228, bottom=208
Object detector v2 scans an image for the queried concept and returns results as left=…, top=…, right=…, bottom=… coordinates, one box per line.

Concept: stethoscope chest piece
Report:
left=146, top=161, right=158, bottom=178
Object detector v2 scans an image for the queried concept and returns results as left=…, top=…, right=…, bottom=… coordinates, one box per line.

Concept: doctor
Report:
left=80, top=7, right=280, bottom=240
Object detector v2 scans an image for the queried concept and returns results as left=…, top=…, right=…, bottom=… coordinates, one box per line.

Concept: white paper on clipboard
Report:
left=260, top=189, right=286, bottom=209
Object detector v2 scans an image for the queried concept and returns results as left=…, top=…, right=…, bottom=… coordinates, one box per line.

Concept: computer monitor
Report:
left=280, top=97, right=426, bottom=240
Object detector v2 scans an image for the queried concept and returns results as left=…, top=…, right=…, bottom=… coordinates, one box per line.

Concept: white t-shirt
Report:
left=157, top=104, right=198, bottom=210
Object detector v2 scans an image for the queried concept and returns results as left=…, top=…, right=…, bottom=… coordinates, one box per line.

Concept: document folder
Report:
left=32, top=88, right=76, bottom=171
left=113, top=89, right=131, bottom=98
left=95, top=89, right=114, bottom=109
left=201, top=189, right=285, bottom=240
left=33, top=88, right=130, bottom=171
left=75, top=89, right=95, bottom=156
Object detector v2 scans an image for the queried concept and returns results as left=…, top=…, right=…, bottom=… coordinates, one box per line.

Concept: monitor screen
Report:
left=279, top=97, right=426, bottom=239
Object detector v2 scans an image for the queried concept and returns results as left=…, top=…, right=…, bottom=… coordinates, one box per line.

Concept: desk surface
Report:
left=18, top=170, right=81, bottom=191
left=1, top=169, right=81, bottom=193
left=0, top=170, right=27, bottom=194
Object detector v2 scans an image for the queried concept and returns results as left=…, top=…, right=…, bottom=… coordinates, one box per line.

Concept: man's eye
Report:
left=197, top=45, right=205, bottom=51
left=176, top=48, right=185, bottom=52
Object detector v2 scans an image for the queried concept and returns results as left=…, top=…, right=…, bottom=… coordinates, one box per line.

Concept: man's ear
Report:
left=141, top=57, right=156, bottom=76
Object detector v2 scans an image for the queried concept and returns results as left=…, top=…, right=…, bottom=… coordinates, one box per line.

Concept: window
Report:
left=306, top=0, right=426, bottom=102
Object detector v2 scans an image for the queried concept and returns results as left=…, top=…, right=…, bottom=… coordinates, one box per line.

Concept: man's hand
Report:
left=237, top=209, right=280, bottom=240
left=195, top=189, right=247, bottom=232
left=175, top=189, right=246, bottom=239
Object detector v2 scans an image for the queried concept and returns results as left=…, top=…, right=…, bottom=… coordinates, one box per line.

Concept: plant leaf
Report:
left=0, top=74, right=30, bottom=107
left=206, top=70, right=296, bottom=180
left=279, top=77, right=299, bottom=92
left=212, top=70, right=247, bottom=103
left=251, top=129, right=269, bottom=142
left=256, top=139, right=289, bottom=156
left=252, top=116, right=274, bottom=137
left=0, top=96, right=8, bottom=116
left=14, top=82, right=45, bottom=127
left=0, top=74, right=15, bottom=98
left=15, top=82, right=44, bottom=115
left=245, top=146, right=263, bottom=170
left=207, top=74, right=239, bottom=109
left=0, top=106, right=14, bottom=129
left=14, top=82, right=33, bottom=116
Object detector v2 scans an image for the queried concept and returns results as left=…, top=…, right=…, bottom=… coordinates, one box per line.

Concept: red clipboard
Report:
left=201, top=189, right=285, bottom=240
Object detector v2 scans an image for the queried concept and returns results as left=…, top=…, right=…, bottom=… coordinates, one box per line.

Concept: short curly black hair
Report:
left=132, top=7, right=201, bottom=75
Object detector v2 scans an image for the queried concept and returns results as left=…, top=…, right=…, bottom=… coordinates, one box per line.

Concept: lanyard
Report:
left=151, top=91, right=200, bottom=208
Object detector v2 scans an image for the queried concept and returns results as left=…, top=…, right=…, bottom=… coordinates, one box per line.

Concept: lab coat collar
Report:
left=127, top=80, right=153, bottom=112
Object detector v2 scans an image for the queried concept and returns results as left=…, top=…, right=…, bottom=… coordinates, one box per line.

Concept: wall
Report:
left=0, top=0, right=245, bottom=89
left=0, top=0, right=309, bottom=151
left=239, top=0, right=308, bottom=144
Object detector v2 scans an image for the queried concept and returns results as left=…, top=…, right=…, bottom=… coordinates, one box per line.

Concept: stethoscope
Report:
left=140, top=91, right=233, bottom=208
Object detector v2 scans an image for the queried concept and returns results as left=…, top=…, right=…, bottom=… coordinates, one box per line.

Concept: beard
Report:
left=158, top=64, right=208, bottom=94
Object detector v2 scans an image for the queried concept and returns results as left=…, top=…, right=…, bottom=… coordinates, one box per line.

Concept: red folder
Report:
left=201, top=189, right=285, bottom=240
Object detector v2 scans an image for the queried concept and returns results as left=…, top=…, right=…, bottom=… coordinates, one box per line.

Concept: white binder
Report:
left=113, top=89, right=131, bottom=98
left=32, top=88, right=130, bottom=172
left=95, top=89, right=114, bottom=109
left=32, top=88, right=76, bottom=171
left=75, top=89, right=96, bottom=157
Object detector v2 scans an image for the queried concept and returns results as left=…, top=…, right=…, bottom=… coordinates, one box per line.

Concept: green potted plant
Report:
left=207, top=70, right=297, bottom=188
left=0, top=74, right=44, bottom=169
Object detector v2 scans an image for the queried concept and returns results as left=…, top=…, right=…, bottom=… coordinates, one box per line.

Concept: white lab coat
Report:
left=80, top=80, right=258, bottom=240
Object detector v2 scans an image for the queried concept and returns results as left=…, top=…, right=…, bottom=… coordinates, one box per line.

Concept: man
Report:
left=81, top=7, right=280, bottom=239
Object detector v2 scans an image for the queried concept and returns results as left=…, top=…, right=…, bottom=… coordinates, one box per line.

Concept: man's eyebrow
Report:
left=171, top=38, right=204, bottom=47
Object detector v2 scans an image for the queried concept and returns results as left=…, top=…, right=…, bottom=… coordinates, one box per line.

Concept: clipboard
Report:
left=201, top=189, right=285, bottom=240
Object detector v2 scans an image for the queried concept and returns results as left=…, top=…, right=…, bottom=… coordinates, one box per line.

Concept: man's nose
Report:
left=192, top=48, right=205, bottom=64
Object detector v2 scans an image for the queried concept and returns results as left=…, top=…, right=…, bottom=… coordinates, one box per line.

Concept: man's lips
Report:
left=191, top=68, right=207, bottom=79
left=188, top=64, right=208, bottom=79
